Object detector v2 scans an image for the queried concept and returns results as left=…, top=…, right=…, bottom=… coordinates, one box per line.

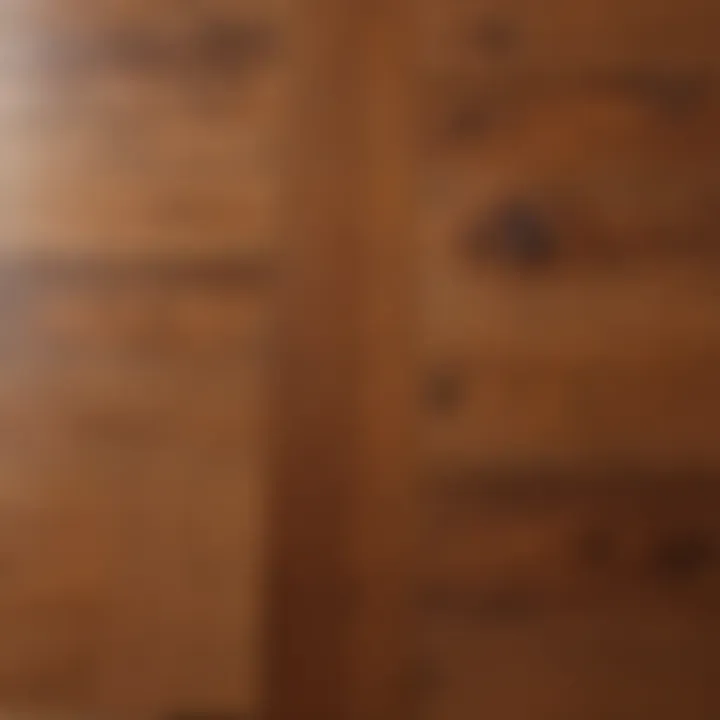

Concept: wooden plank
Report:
left=0, top=277, right=267, bottom=715
left=269, top=0, right=417, bottom=719
left=350, top=1, right=418, bottom=719
left=267, top=1, right=362, bottom=718
left=415, top=3, right=720, bottom=720
left=0, top=0, right=289, bottom=712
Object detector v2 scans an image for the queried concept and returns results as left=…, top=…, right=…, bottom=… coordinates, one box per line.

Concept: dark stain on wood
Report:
left=47, top=20, right=280, bottom=81
left=427, top=367, right=466, bottom=415
left=196, top=20, right=279, bottom=73
left=587, top=70, right=713, bottom=117
left=442, top=98, right=492, bottom=143
left=471, top=15, right=519, bottom=56
left=650, top=533, right=716, bottom=580
left=466, top=201, right=556, bottom=269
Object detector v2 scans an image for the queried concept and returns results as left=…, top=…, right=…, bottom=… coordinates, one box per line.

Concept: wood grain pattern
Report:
left=268, top=1, right=417, bottom=720
left=422, top=608, right=720, bottom=720
left=0, top=0, right=288, bottom=257
left=0, top=274, right=268, bottom=714
left=2, top=0, right=719, bottom=718
left=0, top=0, right=290, bottom=715
left=421, top=31, right=720, bottom=471
left=421, top=0, right=720, bottom=83
left=422, top=473, right=720, bottom=611
left=413, top=0, right=720, bottom=719
left=415, top=475, right=720, bottom=720
left=268, top=1, right=361, bottom=718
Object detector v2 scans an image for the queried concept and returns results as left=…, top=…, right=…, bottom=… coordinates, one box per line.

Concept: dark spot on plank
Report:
left=472, top=16, right=518, bottom=55
left=650, top=533, right=715, bottom=580
left=442, top=97, right=493, bottom=141
left=427, top=367, right=466, bottom=415
left=198, top=21, right=277, bottom=70
left=589, top=70, right=711, bottom=118
left=466, top=200, right=556, bottom=269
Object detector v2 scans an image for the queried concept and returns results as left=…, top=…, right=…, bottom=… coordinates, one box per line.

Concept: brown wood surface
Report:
left=414, top=0, right=720, bottom=718
left=1, top=0, right=720, bottom=719
left=0, top=0, right=290, bottom=716
left=268, top=1, right=417, bottom=720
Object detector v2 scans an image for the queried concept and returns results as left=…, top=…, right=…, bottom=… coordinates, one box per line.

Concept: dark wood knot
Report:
left=427, top=367, right=466, bottom=415
left=467, top=201, right=556, bottom=269
left=472, top=16, right=518, bottom=55
left=650, top=533, right=715, bottom=580
left=197, top=20, right=278, bottom=72
left=443, top=97, right=492, bottom=142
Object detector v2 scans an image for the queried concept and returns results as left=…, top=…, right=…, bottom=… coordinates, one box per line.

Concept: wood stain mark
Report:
left=43, top=20, right=280, bottom=81
left=471, top=15, right=519, bottom=56
left=442, top=98, right=493, bottom=142
left=426, top=367, right=466, bottom=415
left=589, top=70, right=713, bottom=116
left=466, top=200, right=557, bottom=270
left=650, top=533, right=715, bottom=581
left=195, top=19, right=279, bottom=73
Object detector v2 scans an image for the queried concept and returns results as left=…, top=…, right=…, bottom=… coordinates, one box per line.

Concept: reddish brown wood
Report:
left=268, top=2, right=417, bottom=720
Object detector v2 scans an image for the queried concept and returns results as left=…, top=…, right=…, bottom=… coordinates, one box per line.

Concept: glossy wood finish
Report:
left=0, top=0, right=290, bottom=716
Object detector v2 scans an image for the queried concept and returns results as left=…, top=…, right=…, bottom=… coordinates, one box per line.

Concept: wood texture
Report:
left=421, top=90, right=720, bottom=468
left=421, top=0, right=720, bottom=82
left=0, top=1, right=288, bottom=258
left=0, top=0, right=290, bottom=715
left=422, top=607, right=720, bottom=720
left=269, top=1, right=417, bottom=720
left=413, top=0, right=720, bottom=718
left=0, top=266, right=270, bottom=717
left=422, top=472, right=720, bottom=610
left=415, top=474, right=720, bottom=720
left=2, top=0, right=719, bottom=718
